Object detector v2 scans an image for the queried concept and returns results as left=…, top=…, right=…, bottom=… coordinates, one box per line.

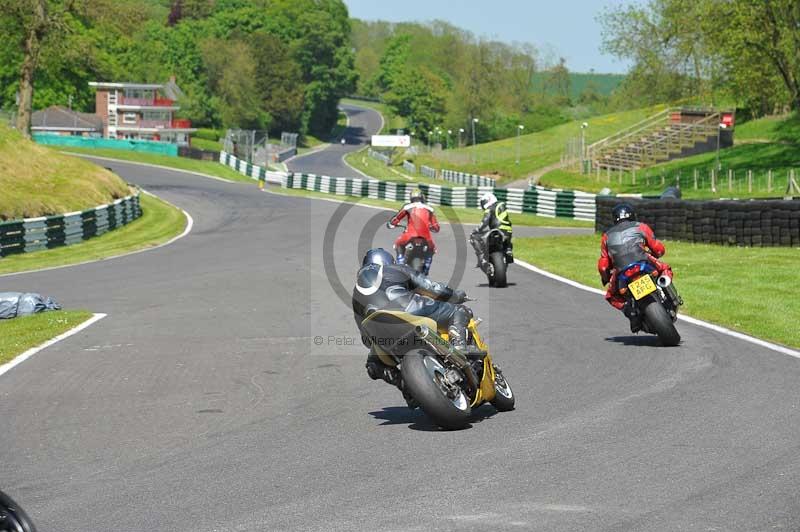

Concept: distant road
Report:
left=288, top=103, right=383, bottom=177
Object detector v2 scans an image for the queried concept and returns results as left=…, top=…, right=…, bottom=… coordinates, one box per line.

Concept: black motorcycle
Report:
left=391, top=224, right=433, bottom=274
left=618, top=260, right=683, bottom=346
left=472, top=229, right=512, bottom=287
left=0, top=490, right=36, bottom=532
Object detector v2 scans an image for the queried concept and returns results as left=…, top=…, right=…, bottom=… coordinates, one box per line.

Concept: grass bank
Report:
left=0, top=193, right=186, bottom=275
left=62, top=147, right=254, bottom=183
left=515, top=234, right=799, bottom=348
left=1, top=124, right=129, bottom=219
left=412, top=105, right=666, bottom=184
left=269, top=186, right=592, bottom=228
left=0, top=310, right=94, bottom=365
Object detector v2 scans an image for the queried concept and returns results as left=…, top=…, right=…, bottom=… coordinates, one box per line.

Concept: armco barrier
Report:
left=0, top=191, right=142, bottom=257
left=440, top=169, right=496, bottom=187
left=403, top=160, right=416, bottom=174
left=421, top=165, right=437, bottom=179
left=595, top=196, right=800, bottom=246
left=33, top=134, right=178, bottom=156
left=368, top=149, right=391, bottom=165
left=219, top=151, right=595, bottom=221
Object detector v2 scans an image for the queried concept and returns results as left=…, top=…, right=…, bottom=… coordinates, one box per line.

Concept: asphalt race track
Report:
left=2, top=105, right=800, bottom=532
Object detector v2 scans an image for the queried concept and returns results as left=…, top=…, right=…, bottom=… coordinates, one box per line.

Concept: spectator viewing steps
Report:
left=587, top=108, right=733, bottom=171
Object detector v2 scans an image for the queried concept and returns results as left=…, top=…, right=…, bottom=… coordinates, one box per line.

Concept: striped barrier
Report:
left=220, top=151, right=287, bottom=185
left=219, top=151, right=594, bottom=221
left=0, top=191, right=142, bottom=258
left=440, top=169, right=497, bottom=187
left=403, top=160, right=416, bottom=174
left=283, top=173, right=596, bottom=221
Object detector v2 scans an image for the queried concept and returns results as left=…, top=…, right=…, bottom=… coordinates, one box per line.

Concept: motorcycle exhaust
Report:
left=657, top=275, right=672, bottom=288
left=657, top=276, right=683, bottom=308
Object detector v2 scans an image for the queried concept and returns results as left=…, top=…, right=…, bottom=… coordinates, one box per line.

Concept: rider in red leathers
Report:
left=598, top=204, right=674, bottom=327
left=387, top=189, right=439, bottom=274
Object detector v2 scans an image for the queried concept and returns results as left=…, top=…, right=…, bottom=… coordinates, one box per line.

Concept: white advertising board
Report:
left=371, top=135, right=411, bottom=148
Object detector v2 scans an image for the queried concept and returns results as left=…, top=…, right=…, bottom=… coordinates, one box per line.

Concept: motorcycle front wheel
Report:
left=490, top=367, right=515, bottom=411
left=401, top=351, right=471, bottom=430
left=0, top=490, right=37, bottom=532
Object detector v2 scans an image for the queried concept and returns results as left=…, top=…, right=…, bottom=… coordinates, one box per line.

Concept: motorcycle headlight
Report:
left=405, top=243, right=413, bottom=250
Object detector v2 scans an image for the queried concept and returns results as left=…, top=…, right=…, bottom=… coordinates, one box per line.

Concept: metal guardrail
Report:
left=0, top=191, right=141, bottom=257
left=440, top=169, right=496, bottom=187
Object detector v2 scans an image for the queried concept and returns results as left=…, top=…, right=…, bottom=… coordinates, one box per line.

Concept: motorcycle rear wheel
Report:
left=401, top=351, right=471, bottom=430
left=643, top=299, right=681, bottom=347
left=489, top=251, right=507, bottom=288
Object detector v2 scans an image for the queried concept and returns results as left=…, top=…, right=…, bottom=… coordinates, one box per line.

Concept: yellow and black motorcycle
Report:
left=361, top=310, right=514, bottom=430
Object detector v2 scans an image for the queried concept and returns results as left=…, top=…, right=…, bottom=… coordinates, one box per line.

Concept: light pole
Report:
left=516, top=124, right=524, bottom=164
left=716, top=122, right=725, bottom=171
left=471, top=118, right=479, bottom=163
left=428, top=130, right=433, bottom=151
left=580, top=122, right=588, bottom=174
left=458, top=128, right=464, bottom=148
left=447, top=129, right=452, bottom=150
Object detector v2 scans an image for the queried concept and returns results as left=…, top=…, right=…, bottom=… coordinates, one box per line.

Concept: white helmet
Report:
left=479, top=192, right=497, bottom=210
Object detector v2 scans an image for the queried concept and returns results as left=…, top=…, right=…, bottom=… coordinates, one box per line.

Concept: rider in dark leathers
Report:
left=352, top=248, right=474, bottom=386
left=470, top=192, right=513, bottom=268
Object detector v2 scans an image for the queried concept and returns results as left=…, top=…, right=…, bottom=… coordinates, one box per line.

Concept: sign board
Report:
left=721, top=113, right=735, bottom=129
left=371, top=135, right=411, bottom=148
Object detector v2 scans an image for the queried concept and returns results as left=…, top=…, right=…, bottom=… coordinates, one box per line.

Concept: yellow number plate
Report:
left=629, top=274, right=657, bottom=300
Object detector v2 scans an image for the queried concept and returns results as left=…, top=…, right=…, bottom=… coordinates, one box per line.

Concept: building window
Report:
left=122, top=113, right=137, bottom=124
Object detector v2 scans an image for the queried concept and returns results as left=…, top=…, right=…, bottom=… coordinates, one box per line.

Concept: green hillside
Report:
left=0, top=124, right=130, bottom=219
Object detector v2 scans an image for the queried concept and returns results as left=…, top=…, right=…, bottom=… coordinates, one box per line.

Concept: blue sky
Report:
left=343, top=0, right=632, bottom=74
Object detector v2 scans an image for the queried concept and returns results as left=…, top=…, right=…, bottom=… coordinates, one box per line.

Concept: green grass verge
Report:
left=269, top=186, right=592, bottom=228
left=62, top=147, right=254, bottom=183
left=0, top=193, right=186, bottom=275
left=343, top=149, right=444, bottom=185
left=0, top=310, right=94, bottom=365
left=735, top=112, right=800, bottom=143
left=515, top=234, right=800, bottom=348
left=190, top=137, right=223, bottom=152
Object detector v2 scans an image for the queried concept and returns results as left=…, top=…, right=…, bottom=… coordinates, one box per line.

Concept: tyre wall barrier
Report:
left=440, top=169, right=497, bottom=187
left=595, top=196, right=800, bottom=246
left=0, top=191, right=142, bottom=258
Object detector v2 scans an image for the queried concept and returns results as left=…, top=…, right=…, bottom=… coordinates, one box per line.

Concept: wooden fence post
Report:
left=711, top=169, right=716, bottom=192
left=693, top=169, right=698, bottom=190
left=768, top=169, right=773, bottom=193
left=748, top=170, right=752, bottom=193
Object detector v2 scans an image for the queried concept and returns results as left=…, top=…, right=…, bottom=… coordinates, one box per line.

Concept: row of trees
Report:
left=600, top=0, right=800, bottom=117
left=1, top=0, right=357, bottom=137
left=350, top=20, right=582, bottom=144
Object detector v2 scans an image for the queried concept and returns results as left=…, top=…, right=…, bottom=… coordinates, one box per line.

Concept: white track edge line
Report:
left=513, top=259, right=800, bottom=359
left=0, top=191, right=194, bottom=278
left=0, top=313, right=107, bottom=378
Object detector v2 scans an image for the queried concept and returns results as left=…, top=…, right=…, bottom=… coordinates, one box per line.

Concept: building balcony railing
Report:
left=121, top=119, right=193, bottom=129
left=119, top=96, right=176, bottom=107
